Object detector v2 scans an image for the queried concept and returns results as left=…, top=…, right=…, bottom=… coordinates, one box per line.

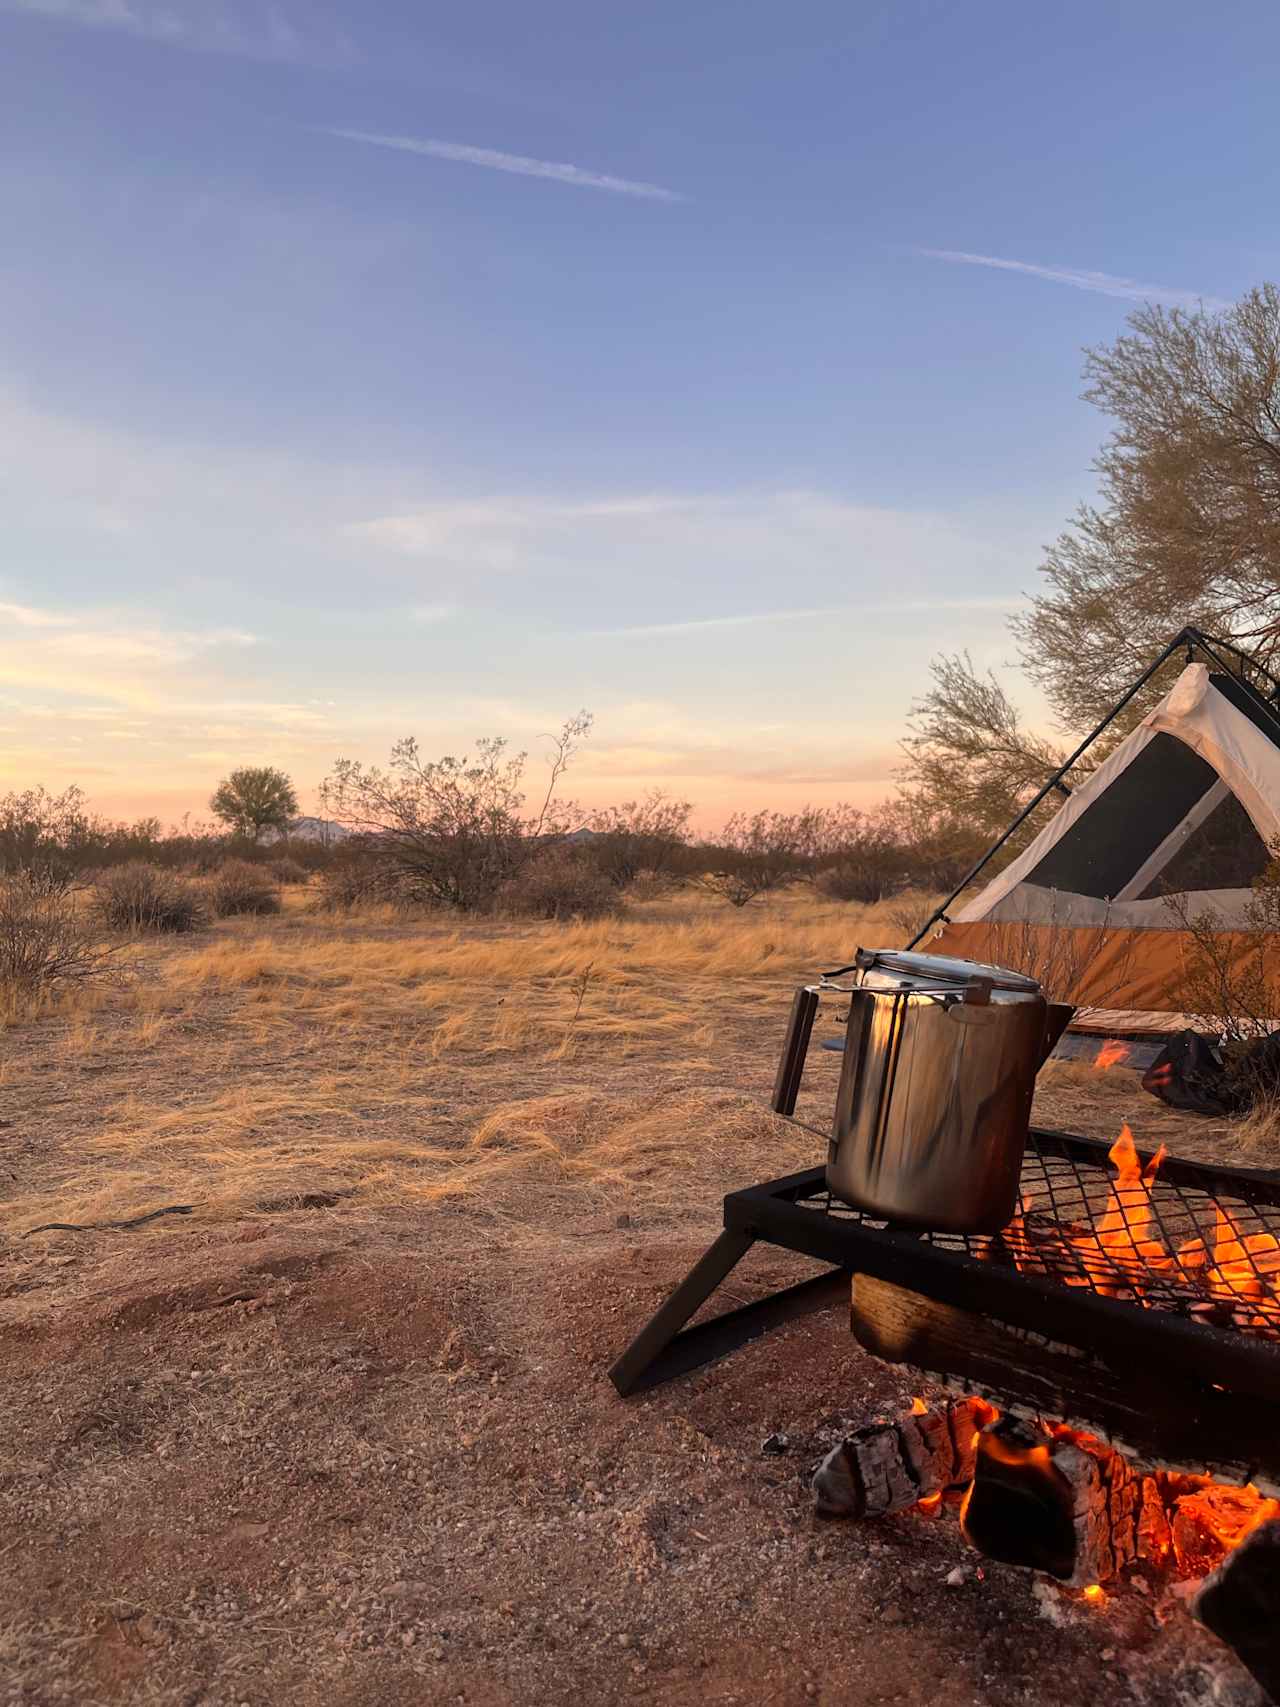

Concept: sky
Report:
left=2, top=0, right=1277, bottom=827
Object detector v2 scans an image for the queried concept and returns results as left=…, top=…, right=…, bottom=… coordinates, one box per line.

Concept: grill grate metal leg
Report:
left=608, top=1228, right=849, bottom=1397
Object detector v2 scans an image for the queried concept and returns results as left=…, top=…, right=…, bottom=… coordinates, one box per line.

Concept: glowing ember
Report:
left=910, top=1395, right=928, bottom=1415
left=1169, top=1480, right=1280, bottom=1575
left=960, top=1409, right=1277, bottom=1582
left=1094, top=1039, right=1130, bottom=1072
left=1082, top=1583, right=1105, bottom=1602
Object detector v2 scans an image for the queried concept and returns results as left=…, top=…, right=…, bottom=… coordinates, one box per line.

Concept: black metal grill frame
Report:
left=802, top=1130, right=1280, bottom=1344
left=609, top=1126, right=1280, bottom=1402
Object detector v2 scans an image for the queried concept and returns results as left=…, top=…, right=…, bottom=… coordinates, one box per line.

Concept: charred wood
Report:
left=960, top=1417, right=1161, bottom=1587
left=813, top=1396, right=994, bottom=1519
left=849, top=1273, right=1280, bottom=1497
left=1193, top=1519, right=1280, bottom=1704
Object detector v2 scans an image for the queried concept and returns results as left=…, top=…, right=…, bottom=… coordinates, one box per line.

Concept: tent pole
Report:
left=1183, top=631, right=1280, bottom=711
left=906, top=627, right=1202, bottom=950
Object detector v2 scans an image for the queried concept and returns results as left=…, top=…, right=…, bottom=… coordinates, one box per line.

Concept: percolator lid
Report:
left=847, top=947, right=1041, bottom=993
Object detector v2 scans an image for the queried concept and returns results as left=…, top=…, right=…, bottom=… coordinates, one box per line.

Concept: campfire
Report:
left=816, top=1377, right=1279, bottom=1577
left=995, top=1124, right=1280, bottom=1337
left=811, top=1123, right=1280, bottom=1700
left=613, top=1089, right=1280, bottom=1696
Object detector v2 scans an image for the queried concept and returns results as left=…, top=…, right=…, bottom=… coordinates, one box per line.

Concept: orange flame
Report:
left=1203, top=1203, right=1280, bottom=1332
left=1094, top=1039, right=1130, bottom=1072
left=1065, top=1125, right=1169, bottom=1294
left=991, top=1124, right=1280, bottom=1336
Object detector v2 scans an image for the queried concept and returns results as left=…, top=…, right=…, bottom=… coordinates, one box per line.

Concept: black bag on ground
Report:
left=1141, top=1030, right=1243, bottom=1117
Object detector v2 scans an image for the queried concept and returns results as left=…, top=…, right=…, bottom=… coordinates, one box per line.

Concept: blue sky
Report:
left=2, top=0, right=1276, bottom=823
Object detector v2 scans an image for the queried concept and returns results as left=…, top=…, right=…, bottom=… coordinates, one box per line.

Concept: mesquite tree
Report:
left=901, top=284, right=1280, bottom=829
left=209, top=767, right=299, bottom=842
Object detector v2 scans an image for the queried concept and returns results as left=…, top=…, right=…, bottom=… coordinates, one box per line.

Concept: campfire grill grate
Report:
left=795, top=1131, right=1280, bottom=1343
left=609, top=1126, right=1280, bottom=1405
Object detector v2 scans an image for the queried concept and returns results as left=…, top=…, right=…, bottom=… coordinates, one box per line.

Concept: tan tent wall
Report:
left=931, top=920, right=1264, bottom=1034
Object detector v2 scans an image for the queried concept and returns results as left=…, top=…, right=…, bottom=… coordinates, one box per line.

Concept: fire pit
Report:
left=611, top=1126, right=1280, bottom=1475
left=611, top=1125, right=1280, bottom=1698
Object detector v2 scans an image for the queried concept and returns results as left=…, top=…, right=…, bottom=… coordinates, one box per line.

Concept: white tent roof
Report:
left=955, top=664, right=1280, bottom=931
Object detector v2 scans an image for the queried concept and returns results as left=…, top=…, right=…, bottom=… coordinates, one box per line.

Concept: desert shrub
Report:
left=264, top=836, right=337, bottom=874
left=210, top=859, right=281, bottom=918
left=1160, top=851, right=1280, bottom=1118
left=320, top=713, right=591, bottom=913
left=884, top=893, right=940, bottom=946
left=813, top=802, right=989, bottom=906
left=269, top=856, right=310, bottom=886
left=585, top=793, right=693, bottom=889
left=698, top=810, right=828, bottom=907
left=95, top=863, right=207, bottom=934
left=0, top=870, right=128, bottom=1010
left=816, top=852, right=907, bottom=904
left=496, top=848, right=622, bottom=921
left=311, top=840, right=397, bottom=912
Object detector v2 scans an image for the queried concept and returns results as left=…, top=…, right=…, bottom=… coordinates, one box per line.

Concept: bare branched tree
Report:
left=1015, top=284, right=1280, bottom=728
left=0, top=785, right=95, bottom=884
left=587, top=791, right=693, bottom=890
left=899, top=652, right=1070, bottom=841
left=816, top=798, right=989, bottom=904
left=700, top=807, right=850, bottom=908
left=900, top=285, right=1280, bottom=840
left=320, top=713, right=591, bottom=912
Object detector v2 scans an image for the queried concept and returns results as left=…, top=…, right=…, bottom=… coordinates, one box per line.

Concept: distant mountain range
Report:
left=262, top=817, right=351, bottom=845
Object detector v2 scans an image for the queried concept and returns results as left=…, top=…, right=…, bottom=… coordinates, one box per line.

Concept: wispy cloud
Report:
left=918, top=249, right=1228, bottom=311
left=592, top=596, right=1020, bottom=639
left=2, top=0, right=343, bottom=64
left=324, top=129, right=685, bottom=203
left=593, top=607, right=843, bottom=638
left=0, top=600, right=74, bottom=630
left=0, top=598, right=257, bottom=681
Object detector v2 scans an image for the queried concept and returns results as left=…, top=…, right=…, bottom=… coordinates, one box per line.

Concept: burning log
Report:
left=959, top=1416, right=1165, bottom=1586
left=849, top=1272, right=1280, bottom=1496
left=1193, top=1519, right=1280, bottom=1703
left=813, top=1396, right=994, bottom=1519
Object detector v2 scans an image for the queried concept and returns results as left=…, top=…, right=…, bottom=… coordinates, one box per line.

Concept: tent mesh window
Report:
left=1138, top=790, right=1272, bottom=899
left=1023, top=733, right=1221, bottom=900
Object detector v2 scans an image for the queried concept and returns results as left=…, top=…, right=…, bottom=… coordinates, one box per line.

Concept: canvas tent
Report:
left=926, top=650, right=1280, bottom=1035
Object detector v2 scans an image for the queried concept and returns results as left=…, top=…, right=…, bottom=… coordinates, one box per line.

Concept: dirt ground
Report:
left=2, top=897, right=1272, bottom=1706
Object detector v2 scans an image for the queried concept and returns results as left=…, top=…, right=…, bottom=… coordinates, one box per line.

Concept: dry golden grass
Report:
left=3, top=887, right=918, bottom=1244
left=20, top=1080, right=812, bottom=1248
left=1033, top=1058, right=1139, bottom=1099
left=1214, top=1096, right=1280, bottom=1161
left=140, top=888, right=925, bottom=1062
left=8, top=885, right=1271, bottom=1253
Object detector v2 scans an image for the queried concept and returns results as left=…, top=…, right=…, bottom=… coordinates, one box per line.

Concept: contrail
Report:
left=918, top=248, right=1226, bottom=310
left=325, top=128, right=684, bottom=203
